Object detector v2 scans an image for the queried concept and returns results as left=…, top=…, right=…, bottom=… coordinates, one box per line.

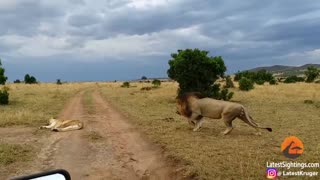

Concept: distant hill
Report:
left=247, top=64, right=320, bottom=77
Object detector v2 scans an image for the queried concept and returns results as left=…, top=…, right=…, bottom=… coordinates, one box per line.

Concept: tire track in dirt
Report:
left=90, top=90, right=178, bottom=179
left=34, top=89, right=179, bottom=179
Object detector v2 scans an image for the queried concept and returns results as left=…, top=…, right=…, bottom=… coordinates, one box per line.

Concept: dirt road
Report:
left=32, top=89, right=178, bottom=180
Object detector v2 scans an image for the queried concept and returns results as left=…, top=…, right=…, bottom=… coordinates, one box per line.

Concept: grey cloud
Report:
left=1, top=0, right=320, bottom=81
left=0, top=1, right=64, bottom=36
left=68, top=13, right=102, bottom=27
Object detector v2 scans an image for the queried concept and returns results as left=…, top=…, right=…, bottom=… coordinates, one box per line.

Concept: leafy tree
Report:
left=24, top=74, right=37, bottom=84
left=305, top=66, right=320, bottom=83
left=152, top=79, right=161, bottom=87
left=0, top=59, right=8, bottom=85
left=239, top=77, right=254, bottom=91
left=56, top=79, right=62, bottom=85
left=14, top=79, right=21, bottom=83
left=141, top=76, right=147, bottom=80
left=167, top=48, right=232, bottom=100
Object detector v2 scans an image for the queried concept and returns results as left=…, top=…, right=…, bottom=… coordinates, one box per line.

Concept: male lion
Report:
left=176, top=92, right=272, bottom=135
left=39, top=118, right=84, bottom=132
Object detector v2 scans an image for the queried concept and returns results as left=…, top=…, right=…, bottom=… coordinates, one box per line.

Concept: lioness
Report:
left=176, top=92, right=272, bottom=135
left=40, top=118, right=84, bottom=132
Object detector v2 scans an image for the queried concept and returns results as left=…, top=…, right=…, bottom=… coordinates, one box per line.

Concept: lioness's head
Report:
left=49, top=117, right=56, bottom=124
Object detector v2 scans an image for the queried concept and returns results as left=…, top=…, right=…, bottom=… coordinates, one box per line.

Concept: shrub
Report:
left=269, top=78, right=277, bottom=85
left=224, top=75, right=234, bottom=88
left=219, top=88, right=234, bottom=101
left=140, top=87, right=152, bottom=91
left=0, top=60, right=8, bottom=85
left=152, top=79, right=161, bottom=87
left=141, top=76, right=147, bottom=80
left=305, top=66, right=320, bottom=83
left=14, top=79, right=21, bottom=83
left=0, top=86, right=9, bottom=105
left=24, top=74, right=37, bottom=84
left=304, top=100, right=314, bottom=104
left=255, top=79, right=265, bottom=85
left=56, top=79, right=62, bottom=85
left=121, top=82, right=130, bottom=88
left=239, top=77, right=254, bottom=91
left=167, top=48, right=233, bottom=100
left=284, top=76, right=305, bottom=83
left=234, top=69, right=273, bottom=85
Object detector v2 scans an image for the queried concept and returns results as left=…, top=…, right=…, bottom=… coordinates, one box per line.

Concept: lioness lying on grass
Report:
left=40, top=118, right=84, bottom=132
left=176, top=92, right=272, bottom=135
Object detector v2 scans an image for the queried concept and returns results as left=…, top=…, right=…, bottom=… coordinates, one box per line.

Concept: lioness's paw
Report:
left=193, top=127, right=201, bottom=132
left=255, top=132, right=262, bottom=136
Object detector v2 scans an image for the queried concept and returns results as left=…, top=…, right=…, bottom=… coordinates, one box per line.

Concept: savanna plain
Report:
left=0, top=81, right=319, bottom=179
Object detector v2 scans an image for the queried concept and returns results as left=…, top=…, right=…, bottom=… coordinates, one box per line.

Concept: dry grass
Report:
left=0, top=143, right=33, bottom=165
left=84, top=89, right=95, bottom=115
left=99, top=82, right=320, bottom=179
left=0, top=82, right=95, bottom=178
left=0, top=83, right=94, bottom=127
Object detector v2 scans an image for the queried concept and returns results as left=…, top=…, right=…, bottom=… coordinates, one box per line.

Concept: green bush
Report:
left=167, top=48, right=233, bottom=100
left=234, top=69, right=273, bottom=85
left=269, top=78, right=277, bottom=85
left=305, top=66, right=320, bottom=83
left=0, top=86, right=9, bottom=105
left=152, top=79, right=161, bottom=87
left=121, top=82, right=130, bottom=88
left=219, top=88, right=234, bottom=101
left=255, top=79, right=265, bottom=85
left=56, top=79, right=62, bottom=85
left=0, top=60, right=8, bottom=85
left=14, top=79, right=21, bottom=83
left=284, top=76, right=305, bottom=83
left=24, top=74, right=37, bottom=84
left=224, top=75, right=234, bottom=88
left=239, top=77, right=254, bottom=91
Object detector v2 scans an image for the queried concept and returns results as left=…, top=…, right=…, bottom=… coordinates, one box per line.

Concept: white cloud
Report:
left=127, top=0, right=169, bottom=9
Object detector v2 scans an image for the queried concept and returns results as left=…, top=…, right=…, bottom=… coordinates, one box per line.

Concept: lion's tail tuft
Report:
left=266, top=127, right=272, bottom=132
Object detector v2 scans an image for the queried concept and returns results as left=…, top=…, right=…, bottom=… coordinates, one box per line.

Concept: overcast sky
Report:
left=1, top=0, right=320, bottom=82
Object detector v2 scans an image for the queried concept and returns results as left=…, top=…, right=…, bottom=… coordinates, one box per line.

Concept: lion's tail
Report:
left=240, top=106, right=272, bottom=132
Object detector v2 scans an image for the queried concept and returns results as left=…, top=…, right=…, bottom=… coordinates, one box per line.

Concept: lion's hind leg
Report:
left=222, top=114, right=237, bottom=135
